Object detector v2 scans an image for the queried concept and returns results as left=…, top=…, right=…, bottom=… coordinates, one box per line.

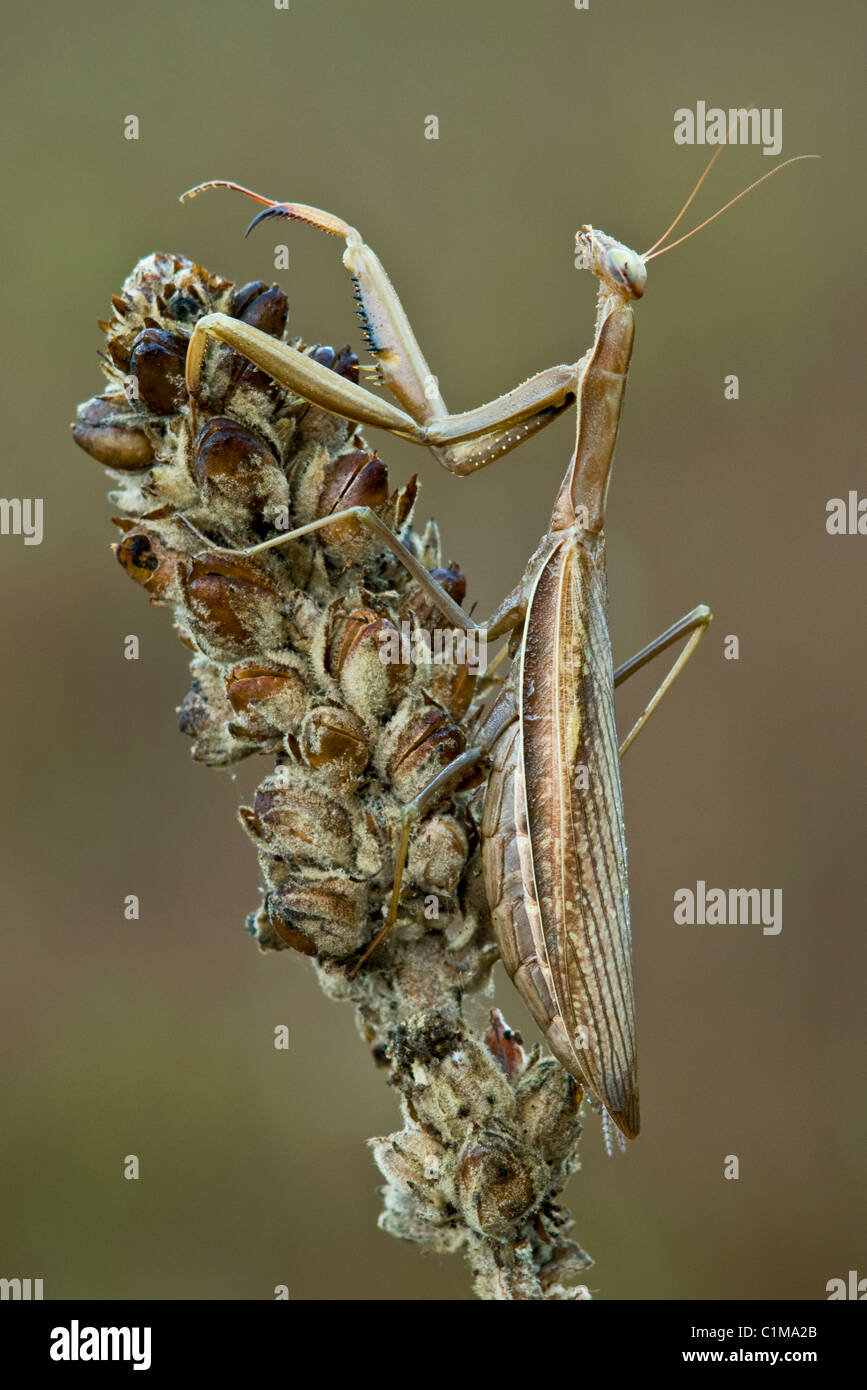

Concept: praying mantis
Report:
left=177, top=144, right=813, bottom=1141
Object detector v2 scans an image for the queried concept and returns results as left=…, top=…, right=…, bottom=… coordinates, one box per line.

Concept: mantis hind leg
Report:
left=614, top=604, right=713, bottom=757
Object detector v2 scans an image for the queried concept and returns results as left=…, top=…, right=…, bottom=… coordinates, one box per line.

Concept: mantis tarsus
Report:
left=178, top=144, right=814, bottom=1140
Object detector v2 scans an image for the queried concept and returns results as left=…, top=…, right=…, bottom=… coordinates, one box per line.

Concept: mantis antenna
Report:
left=641, top=105, right=818, bottom=262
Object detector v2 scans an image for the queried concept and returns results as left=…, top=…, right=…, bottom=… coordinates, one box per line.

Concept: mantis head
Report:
left=576, top=227, right=647, bottom=301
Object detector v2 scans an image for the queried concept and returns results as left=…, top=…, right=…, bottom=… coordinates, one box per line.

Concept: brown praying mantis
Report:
left=177, top=143, right=814, bottom=1141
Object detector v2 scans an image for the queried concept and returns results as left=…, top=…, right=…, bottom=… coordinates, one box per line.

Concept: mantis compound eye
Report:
left=605, top=245, right=647, bottom=299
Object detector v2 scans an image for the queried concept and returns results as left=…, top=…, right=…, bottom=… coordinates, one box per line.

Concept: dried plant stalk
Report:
left=73, top=251, right=592, bottom=1300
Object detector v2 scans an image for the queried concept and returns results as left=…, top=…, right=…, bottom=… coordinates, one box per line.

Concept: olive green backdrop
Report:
left=1, top=0, right=863, bottom=1300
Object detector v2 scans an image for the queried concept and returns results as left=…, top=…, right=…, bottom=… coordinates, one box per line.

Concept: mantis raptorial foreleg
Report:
left=181, top=183, right=579, bottom=475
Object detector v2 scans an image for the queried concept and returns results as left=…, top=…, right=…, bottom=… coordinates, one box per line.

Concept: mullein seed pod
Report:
left=299, top=704, right=369, bottom=789
left=112, top=521, right=183, bottom=602
left=378, top=700, right=466, bottom=803
left=426, top=660, right=477, bottom=720
left=72, top=395, right=155, bottom=471
left=326, top=607, right=409, bottom=719
left=514, top=1060, right=583, bottom=1167
left=267, top=875, right=370, bottom=959
left=399, top=564, right=467, bottom=628
left=193, top=416, right=289, bottom=529
left=244, top=772, right=355, bottom=869
left=406, top=813, right=469, bottom=896
left=178, top=654, right=251, bottom=766
left=315, top=449, right=389, bottom=558
left=224, top=659, right=309, bottom=740
left=457, top=1132, right=543, bottom=1239
left=283, top=588, right=322, bottom=653
left=128, top=326, right=189, bottom=411
left=181, top=551, right=285, bottom=661
left=391, top=474, right=418, bottom=532
left=229, top=280, right=289, bottom=336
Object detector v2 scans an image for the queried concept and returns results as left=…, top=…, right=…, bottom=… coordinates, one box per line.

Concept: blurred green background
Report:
left=1, top=0, right=863, bottom=1300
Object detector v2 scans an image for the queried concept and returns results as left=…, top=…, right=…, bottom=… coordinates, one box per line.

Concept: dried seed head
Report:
left=181, top=551, right=285, bottom=660
left=77, top=249, right=551, bottom=1281
left=300, top=704, right=369, bottom=789
left=267, top=876, right=370, bottom=959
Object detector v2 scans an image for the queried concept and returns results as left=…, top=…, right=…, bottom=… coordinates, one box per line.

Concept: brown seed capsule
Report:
left=327, top=608, right=409, bottom=719
left=177, top=656, right=250, bottom=766
left=229, top=280, right=289, bottom=337
left=406, top=813, right=469, bottom=895
left=333, top=344, right=359, bottom=382
left=310, top=345, right=336, bottom=370
left=113, top=524, right=181, bottom=601
left=72, top=396, right=155, bottom=471
left=382, top=704, right=466, bottom=802
left=193, top=416, right=287, bottom=519
left=457, top=1132, right=541, bottom=1238
left=182, top=552, right=285, bottom=660
left=248, top=778, right=355, bottom=869
left=326, top=607, right=380, bottom=678
left=316, top=450, right=389, bottom=552
left=224, top=660, right=308, bottom=740
left=267, top=876, right=370, bottom=959
left=514, top=1062, right=583, bottom=1165
left=128, top=327, right=189, bottom=411
left=300, top=704, right=369, bottom=788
